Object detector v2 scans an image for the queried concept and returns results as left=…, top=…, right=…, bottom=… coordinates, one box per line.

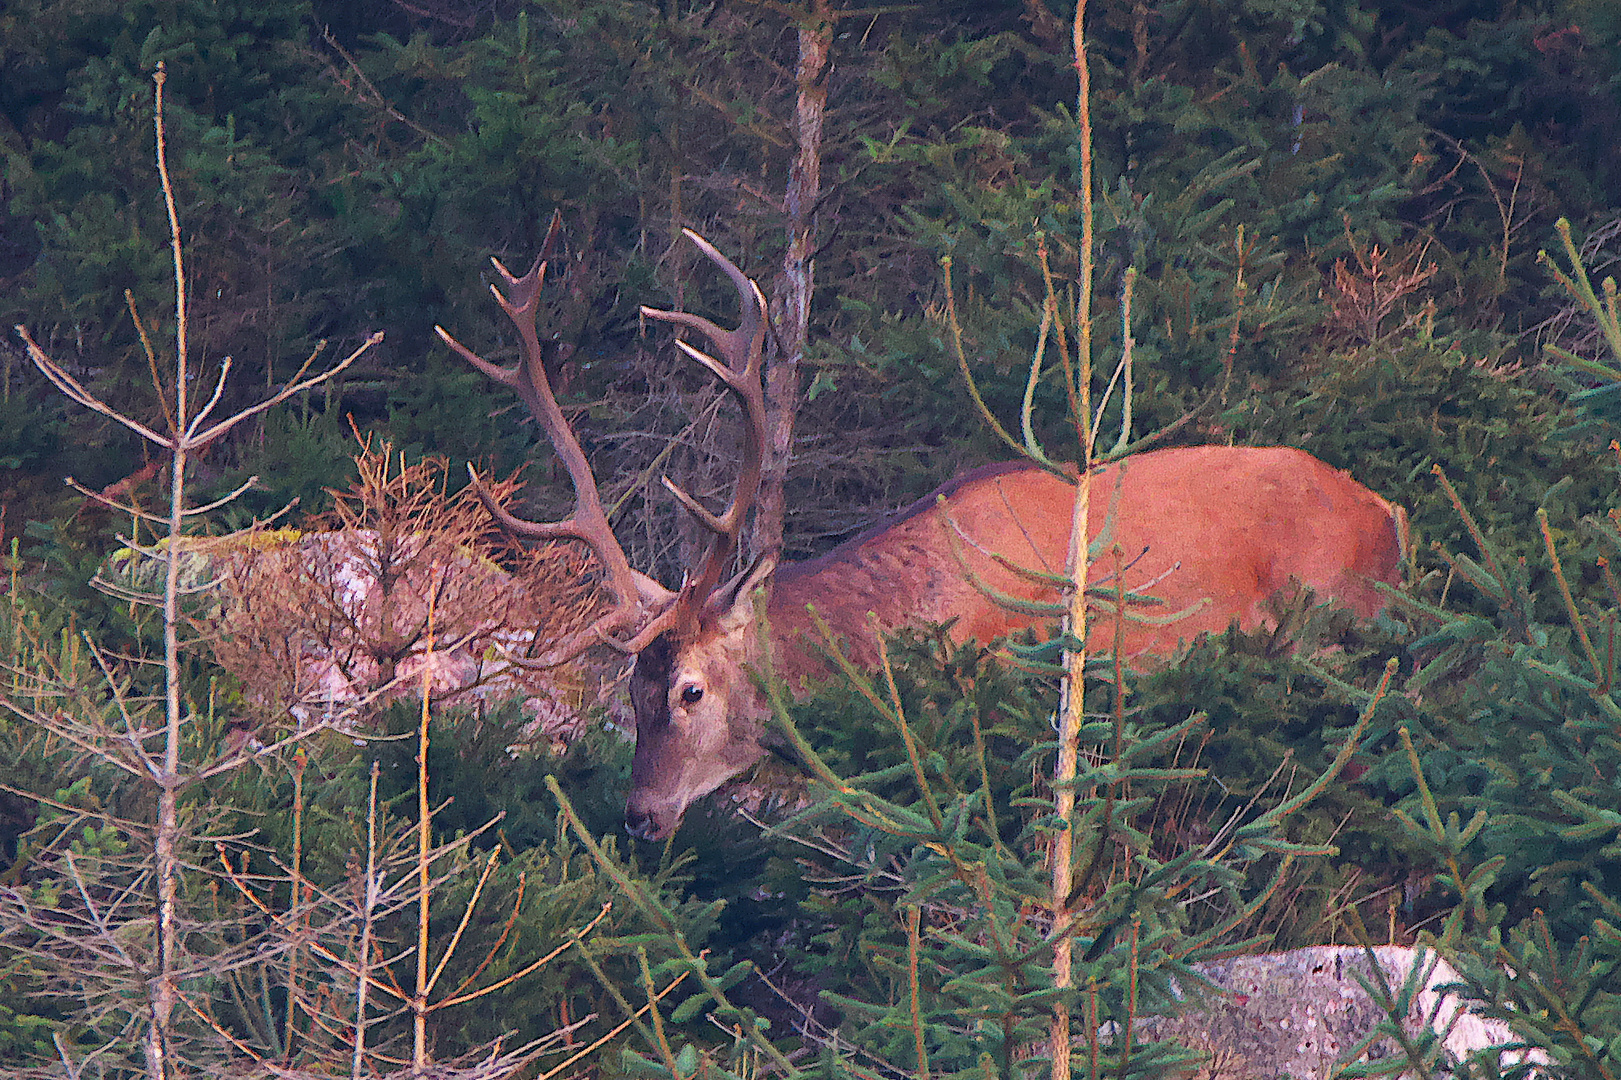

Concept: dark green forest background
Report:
left=5, top=0, right=1618, bottom=559
left=4, top=0, right=1621, bottom=1076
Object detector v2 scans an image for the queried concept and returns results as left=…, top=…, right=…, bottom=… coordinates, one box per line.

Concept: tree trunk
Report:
left=752, top=1, right=831, bottom=559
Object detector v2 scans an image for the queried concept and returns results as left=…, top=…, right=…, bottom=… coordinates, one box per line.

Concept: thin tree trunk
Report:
left=18, top=61, right=371, bottom=1078
left=148, top=65, right=188, bottom=1080
left=753, top=1, right=831, bottom=559
left=1050, top=4, right=1094, bottom=1078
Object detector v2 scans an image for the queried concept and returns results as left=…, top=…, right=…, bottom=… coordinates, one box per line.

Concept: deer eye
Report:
left=680, top=684, right=704, bottom=705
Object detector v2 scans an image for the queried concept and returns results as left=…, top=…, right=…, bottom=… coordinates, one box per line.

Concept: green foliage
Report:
left=5, top=0, right=353, bottom=370
left=267, top=700, right=766, bottom=1060
left=0, top=659, right=731, bottom=1071
left=1541, top=216, right=1621, bottom=446
left=0, top=390, right=63, bottom=476
left=380, top=354, right=540, bottom=476
left=245, top=735, right=718, bottom=1064
left=540, top=628, right=1384, bottom=1077
left=1358, top=457, right=1621, bottom=944
left=207, top=404, right=360, bottom=526
left=763, top=630, right=1054, bottom=840
left=1120, top=620, right=1421, bottom=944
left=368, top=697, right=631, bottom=851
left=2, top=0, right=1621, bottom=1072
left=2, top=0, right=1617, bottom=551
left=1276, top=226, right=1621, bottom=1069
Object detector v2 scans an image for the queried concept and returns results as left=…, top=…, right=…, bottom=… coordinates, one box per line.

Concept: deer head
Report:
left=437, top=217, right=772, bottom=840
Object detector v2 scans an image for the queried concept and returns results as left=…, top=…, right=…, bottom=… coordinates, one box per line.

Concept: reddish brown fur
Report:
left=624, top=444, right=1405, bottom=838
left=763, top=445, right=1404, bottom=677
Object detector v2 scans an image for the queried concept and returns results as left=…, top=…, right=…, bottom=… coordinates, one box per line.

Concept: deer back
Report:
left=764, top=445, right=1405, bottom=676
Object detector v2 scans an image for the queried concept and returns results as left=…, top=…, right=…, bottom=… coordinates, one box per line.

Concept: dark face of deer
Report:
left=623, top=569, right=774, bottom=841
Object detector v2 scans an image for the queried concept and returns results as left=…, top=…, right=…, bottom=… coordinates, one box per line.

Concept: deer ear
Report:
left=712, top=552, right=778, bottom=634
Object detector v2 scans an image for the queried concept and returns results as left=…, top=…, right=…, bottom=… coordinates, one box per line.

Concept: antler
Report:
left=434, top=220, right=769, bottom=664
left=640, top=229, right=769, bottom=629
left=436, top=213, right=675, bottom=665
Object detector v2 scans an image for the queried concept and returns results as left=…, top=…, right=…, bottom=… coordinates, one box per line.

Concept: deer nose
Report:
left=624, top=806, right=662, bottom=841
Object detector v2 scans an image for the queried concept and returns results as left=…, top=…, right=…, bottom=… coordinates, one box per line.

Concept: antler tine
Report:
left=640, top=229, right=766, bottom=375
left=438, top=263, right=541, bottom=392
left=448, top=211, right=568, bottom=391
left=437, top=214, right=675, bottom=667
left=640, top=230, right=771, bottom=616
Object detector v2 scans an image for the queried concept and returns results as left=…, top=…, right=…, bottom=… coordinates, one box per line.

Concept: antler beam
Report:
left=436, top=213, right=672, bottom=665
left=640, top=229, right=770, bottom=621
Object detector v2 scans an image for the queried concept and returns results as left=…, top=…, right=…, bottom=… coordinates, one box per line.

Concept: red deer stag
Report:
left=437, top=225, right=1407, bottom=841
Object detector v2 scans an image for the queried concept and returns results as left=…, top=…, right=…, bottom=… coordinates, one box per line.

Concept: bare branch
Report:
left=182, top=353, right=234, bottom=437
left=16, top=327, right=175, bottom=448
left=187, top=330, right=381, bottom=448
